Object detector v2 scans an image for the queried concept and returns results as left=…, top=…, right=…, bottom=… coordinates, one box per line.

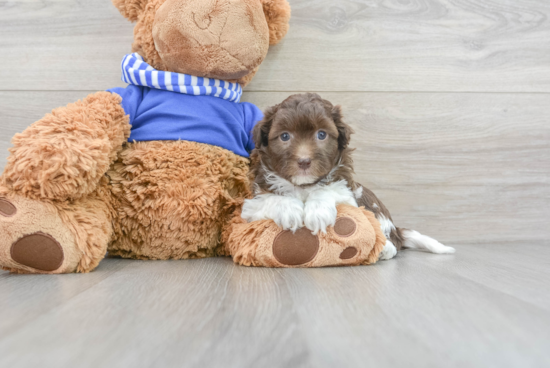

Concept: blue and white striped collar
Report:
left=120, top=53, right=243, bottom=103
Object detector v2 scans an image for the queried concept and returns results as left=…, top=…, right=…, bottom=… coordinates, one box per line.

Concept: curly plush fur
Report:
left=261, top=0, right=291, bottom=45
left=1, top=92, right=130, bottom=201
left=108, top=141, right=251, bottom=260
left=112, top=0, right=150, bottom=22
left=0, top=0, right=290, bottom=274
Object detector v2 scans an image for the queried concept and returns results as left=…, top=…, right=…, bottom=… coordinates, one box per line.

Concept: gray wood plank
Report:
left=0, top=0, right=133, bottom=91
left=413, top=242, right=550, bottom=312
left=1, top=91, right=549, bottom=244
left=0, top=258, right=310, bottom=368
left=281, top=246, right=550, bottom=368
left=2, top=0, right=550, bottom=92
left=0, top=258, right=130, bottom=336
left=1, top=247, right=549, bottom=368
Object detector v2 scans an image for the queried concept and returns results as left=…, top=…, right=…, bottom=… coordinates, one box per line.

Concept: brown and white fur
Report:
left=241, top=93, right=455, bottom=260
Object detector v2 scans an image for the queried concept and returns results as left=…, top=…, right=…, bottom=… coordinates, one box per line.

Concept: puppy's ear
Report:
left=253, top=105, right=279, bottom=148
left=112, top=0, right=150, bottom=22
left=332, top=105, right=354, bottom=150
left=260, top=0, right=291, bottom=45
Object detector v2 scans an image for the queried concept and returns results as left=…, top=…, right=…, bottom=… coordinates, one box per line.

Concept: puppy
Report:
left=242, top=93, right=455, bottom=260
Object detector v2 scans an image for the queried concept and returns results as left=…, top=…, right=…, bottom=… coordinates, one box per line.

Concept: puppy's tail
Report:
left=396, top=228, right=456, bottom=254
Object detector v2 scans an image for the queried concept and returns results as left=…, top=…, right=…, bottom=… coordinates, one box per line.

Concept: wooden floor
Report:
left=0, top=244, right=549, bottom=368
left=1, top=0, right=550, bottom=367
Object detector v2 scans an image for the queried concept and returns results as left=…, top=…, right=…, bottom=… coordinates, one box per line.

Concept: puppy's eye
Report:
left=317, top=131, right=327, bottom=140
left=280, top=133, right=291, bottom=142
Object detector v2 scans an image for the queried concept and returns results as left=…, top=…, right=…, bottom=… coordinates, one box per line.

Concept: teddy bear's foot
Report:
left=0, top=195, right=81, bottom=274
left=225, top=205, right=387, bottom=268
left=271, top=218, right=366, bottom=266
left=272, top=228, right=320, bottom=266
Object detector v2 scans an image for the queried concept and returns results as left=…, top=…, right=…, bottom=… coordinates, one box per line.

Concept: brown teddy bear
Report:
left=0, top=0, right=384, bottom=273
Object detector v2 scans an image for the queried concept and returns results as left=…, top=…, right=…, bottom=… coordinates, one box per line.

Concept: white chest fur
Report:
left=243, top=170, right=358, bottom=234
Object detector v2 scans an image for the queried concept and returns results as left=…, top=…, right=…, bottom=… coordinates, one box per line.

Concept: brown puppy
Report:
left=242, top=93, right=455, bottom=260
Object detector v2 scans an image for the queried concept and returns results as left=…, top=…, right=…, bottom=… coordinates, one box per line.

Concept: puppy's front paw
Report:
left=242, top=195, right=304, bottom=232
left=271, top=200, right=304, bottom=232
left=303, top=200, right=337, bottom=235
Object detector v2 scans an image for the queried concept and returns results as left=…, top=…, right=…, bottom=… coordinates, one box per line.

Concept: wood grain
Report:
left=1, top=0, right=550, bottom=92
left=1, top=91, right=548, bottom=244
left=1, top=247, right=549, bottom=368
left=0, top=258, right=130, bottom=336
left=284, top=247, right=550, bottom=368
left=0, top=258, right=310, bottom=368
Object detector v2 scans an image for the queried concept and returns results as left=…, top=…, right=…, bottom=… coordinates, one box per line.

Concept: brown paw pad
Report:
left=334, top=217, right=356, bottom=237
left=0, top=198, right=17, bottom=217
left=10, top=232, right=64, bottom=272
left=273, top=228, right=319, bottom=266
left=340, top=247, right=358, bottom=260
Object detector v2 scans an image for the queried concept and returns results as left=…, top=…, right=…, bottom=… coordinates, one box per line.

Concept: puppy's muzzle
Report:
left=298, top=158, right=312, bottom=170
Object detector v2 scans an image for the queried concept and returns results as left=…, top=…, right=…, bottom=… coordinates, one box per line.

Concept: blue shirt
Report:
left=108, top=85, right=263, bottom=158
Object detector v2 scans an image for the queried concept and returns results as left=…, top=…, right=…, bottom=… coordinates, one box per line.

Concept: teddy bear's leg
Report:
left=0, top=181, right=114, bottom=274
left=0, top=91, right=128, bottom=273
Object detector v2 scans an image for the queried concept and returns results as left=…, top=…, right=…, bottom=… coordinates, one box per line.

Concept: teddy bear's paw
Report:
left=0, top=195, right=80, bottom=274
left=272, top=228, right=320, bottom=266
left=378, top=240, right=398, bottom=261
left=269, top=216, right=361, bottom=267
left=0, top=198, right=17, bottom=218
left=333, top=217, right=360, bottom=260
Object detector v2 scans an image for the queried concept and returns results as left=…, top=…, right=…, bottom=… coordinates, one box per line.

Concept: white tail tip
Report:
left=402, top=229, right=456, bottom=254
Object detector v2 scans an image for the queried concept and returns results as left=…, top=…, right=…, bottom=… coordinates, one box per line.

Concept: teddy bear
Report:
left=0, top=0, right=385, bottom=274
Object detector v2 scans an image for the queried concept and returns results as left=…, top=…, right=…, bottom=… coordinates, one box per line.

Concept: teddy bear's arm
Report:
left=1, top=91, right=130, bottom=201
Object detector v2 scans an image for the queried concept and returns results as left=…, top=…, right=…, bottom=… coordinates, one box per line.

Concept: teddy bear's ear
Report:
left=260, top=0, right=291, bottom=45
left=112, top=0, right=150, bottom=22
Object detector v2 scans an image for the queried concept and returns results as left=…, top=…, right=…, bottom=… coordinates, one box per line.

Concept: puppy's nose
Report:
left=298, top=158, right=312, bottom=170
